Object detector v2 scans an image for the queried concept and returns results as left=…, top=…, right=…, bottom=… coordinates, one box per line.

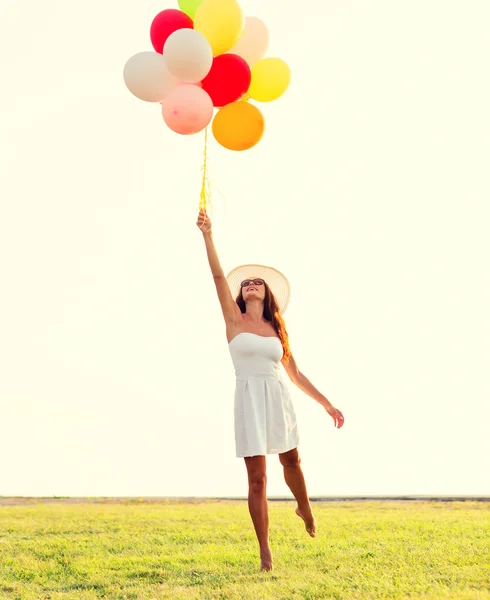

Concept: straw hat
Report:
left=226, top=264, right=291, bottom=314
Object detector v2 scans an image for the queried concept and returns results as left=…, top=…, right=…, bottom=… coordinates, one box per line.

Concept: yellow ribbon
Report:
left=199, top=127, right=211, bottom=212
left=198, top=127, right=228, bottom=216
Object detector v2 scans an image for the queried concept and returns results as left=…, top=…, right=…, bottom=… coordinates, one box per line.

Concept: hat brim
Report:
left=226, top=264, right=291, bottom=315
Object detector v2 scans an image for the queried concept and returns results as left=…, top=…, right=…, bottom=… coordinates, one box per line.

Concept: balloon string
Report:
left=199, top=127, right=211, bottom=212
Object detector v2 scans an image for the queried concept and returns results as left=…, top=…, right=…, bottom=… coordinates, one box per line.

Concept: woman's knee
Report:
left=279, top=448, right=301, bottom=468
left=249, top=472, right=267, bottom=494
left=244, top=456, right=267, bottom=494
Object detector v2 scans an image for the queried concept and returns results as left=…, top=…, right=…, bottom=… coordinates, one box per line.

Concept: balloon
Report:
left=229, top=16, right=269, bottom=67
left=194, top=0, right=244, bottom=56
left=178, top=0, right=203, bottom=20
left=162, top=85, right=213, bottom=135
left=123, top=52, right=179, bottom=102
left=248, top=58, right=291, bottom=102
left=212, top=101, right=264, bottom=150
left=150, top=9, right=193, bottom=54
left=201, top=54, right=251, bottom=107
left=163, top=29, right=213, bottom=83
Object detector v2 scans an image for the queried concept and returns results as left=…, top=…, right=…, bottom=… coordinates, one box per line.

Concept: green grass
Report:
left=0, top=500, right=489, bottom=599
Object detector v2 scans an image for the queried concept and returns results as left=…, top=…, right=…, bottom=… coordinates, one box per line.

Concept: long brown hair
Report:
left=235, top=281, right=291, bottom=363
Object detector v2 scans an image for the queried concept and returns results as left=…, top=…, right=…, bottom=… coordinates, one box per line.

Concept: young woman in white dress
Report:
left=197, top=209, right=345, bottom=571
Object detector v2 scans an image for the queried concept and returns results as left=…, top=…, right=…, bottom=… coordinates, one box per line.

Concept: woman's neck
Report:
left=244, top=302, right=265, bottom=323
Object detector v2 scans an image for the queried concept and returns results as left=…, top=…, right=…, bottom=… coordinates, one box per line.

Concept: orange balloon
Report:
left=212, top=101, right=264, bottom=151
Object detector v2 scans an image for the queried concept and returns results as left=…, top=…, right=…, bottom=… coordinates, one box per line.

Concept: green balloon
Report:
left=178, top=0, right=203, bottom=20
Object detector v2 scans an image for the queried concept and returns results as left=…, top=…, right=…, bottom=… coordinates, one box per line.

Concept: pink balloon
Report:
left=150, top=9, right=193, bottom=54
left=161, top=85, right=213, bottom=135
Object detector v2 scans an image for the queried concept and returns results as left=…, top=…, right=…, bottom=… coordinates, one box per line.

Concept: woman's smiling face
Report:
left=241, top=278, right=266, bottom=301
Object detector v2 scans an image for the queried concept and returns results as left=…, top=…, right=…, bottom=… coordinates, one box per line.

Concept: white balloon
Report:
left=229, top=16, right=269, bottom=68
left=123, top=51, right=178, bottom=102
left=163, top=29, right=213, bottom=83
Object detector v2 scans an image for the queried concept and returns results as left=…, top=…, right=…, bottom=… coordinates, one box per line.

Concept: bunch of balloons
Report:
left=123, top=0, right=290, bottom=151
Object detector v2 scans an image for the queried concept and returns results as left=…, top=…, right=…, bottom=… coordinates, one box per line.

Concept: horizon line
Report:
left=1, top=495, right=489, bottom=505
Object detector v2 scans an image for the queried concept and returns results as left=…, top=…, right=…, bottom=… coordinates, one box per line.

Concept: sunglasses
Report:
left=240, top=279, right=265, bottom=288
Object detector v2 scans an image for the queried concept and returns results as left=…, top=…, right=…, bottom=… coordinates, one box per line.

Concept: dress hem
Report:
left=236, top=440, right=300, bottom=459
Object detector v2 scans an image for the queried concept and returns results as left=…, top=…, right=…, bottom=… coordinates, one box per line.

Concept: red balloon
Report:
left=150, top=9, right=193, bottom=54
left=201, top=54, right=251, bottom=108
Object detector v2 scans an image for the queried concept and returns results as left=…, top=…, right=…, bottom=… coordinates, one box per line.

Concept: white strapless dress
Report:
left=228, top=332, right=300, bottom=458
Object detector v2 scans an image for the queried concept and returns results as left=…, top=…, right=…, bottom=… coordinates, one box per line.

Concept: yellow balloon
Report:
left=194, top=0, right=244, bottom=56
left=212, top=102, right=264, bottom=151
left=248, top=58, right=291, bottom=102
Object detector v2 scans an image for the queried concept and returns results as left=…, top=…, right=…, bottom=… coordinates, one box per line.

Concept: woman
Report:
left=197, top=209, right=345, bottom=572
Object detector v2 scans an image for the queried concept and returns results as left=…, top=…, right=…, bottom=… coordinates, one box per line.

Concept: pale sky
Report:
left=1, top=0, right=489, bottom=498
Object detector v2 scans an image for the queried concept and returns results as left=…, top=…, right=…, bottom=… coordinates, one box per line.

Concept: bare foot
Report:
left=260, top=547, right=273, bottom=571
left=295, top=506, right=317, bottom=537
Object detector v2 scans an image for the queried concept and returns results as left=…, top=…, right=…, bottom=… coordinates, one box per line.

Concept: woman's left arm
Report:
left=281, top=354, right=345, bottom=429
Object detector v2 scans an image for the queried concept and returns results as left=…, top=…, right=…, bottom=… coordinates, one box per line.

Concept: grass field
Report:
left=0, top=499, right=489, bottom=600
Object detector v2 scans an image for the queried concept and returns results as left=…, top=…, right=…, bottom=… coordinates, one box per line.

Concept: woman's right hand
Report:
left=196, top=209, right=212, bottom=234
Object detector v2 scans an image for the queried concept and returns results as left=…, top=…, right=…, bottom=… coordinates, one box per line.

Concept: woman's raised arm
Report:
left=197, top=210, right=241, bottom=324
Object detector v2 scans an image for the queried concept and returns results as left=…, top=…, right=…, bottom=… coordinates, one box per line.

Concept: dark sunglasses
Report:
left=240, top=279, right=265, bottom=288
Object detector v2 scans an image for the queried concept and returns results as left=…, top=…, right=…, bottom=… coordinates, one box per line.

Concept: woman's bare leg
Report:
left=244, top=455, right=273, bottom=570
left=279, top=447, right=316, bottom=537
